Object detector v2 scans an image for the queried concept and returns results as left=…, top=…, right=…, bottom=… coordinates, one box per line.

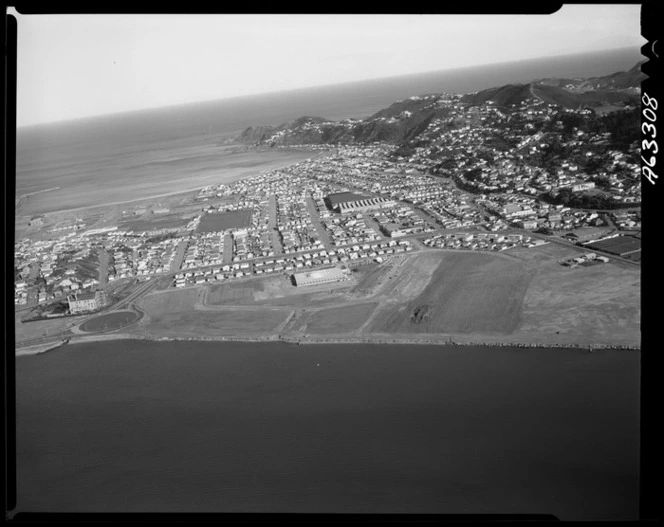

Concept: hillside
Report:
left=532, top=84, right=639, bottom=109
left=461, top=62, right=643, bottom=109
left=460, top=84, right=534, bottom=107
left=238, top=100, right=452, bottom=146
left=578, top=60, right=646, bottom=90
left=237, top=61, right=644, bottom=147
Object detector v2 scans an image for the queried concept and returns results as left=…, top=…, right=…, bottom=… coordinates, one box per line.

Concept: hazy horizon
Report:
left=13, top=9, right=643, bottom=127
left=16, top=45, right=644, bottom=131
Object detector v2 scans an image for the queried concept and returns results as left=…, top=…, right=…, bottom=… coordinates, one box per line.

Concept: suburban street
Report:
left=268, top=194, right=284, bottom=255
left=305, top=196, right=334, bottom=250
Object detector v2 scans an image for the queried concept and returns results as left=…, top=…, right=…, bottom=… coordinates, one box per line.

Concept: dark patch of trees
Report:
left=559, top=113, right=585, bottom=134
left=145, top=232, right=178, bottom=244
left=485, top=135, right=519, bottom=151
left=430, top=157, right=458, bottom=172
left=598, top=108, right=640, bottom=150
left=392, top=144, right=417, bottom=158
left=541, top=188, right=639, bottom=210
left=464, top=168, right=483, bottom=182
left=581, top=155, right=606, bottom=173
left=476, top=150, right=495, bottom=164
left=537, top=140, right=566, bottom=171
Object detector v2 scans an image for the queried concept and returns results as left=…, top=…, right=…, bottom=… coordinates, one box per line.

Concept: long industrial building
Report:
left=292, top=267, right=346, bottom=287
left=325, top=192, right=394, bottom=214
left=325, top=191, right=369, bottom=211
left=338, top=197, right=394, bottom=213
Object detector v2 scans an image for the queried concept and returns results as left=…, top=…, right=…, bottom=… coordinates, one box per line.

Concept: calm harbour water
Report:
left=16, top=340, right=640, bottom=519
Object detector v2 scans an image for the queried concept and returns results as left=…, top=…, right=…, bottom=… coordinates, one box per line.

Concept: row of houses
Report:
left=422, top=232, right=536, bottom=252
left=172, top=240, right=413, bottom=288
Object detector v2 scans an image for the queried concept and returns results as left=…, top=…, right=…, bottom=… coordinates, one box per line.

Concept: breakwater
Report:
left=16, top=331, right=638, bottom=356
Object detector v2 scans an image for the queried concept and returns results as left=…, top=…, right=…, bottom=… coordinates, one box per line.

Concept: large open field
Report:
left=506, top=243, right=640, bottom=347
left=208, top=275, right=352, bottom=308
left=79, top=311, right=139, bottom=333
left=299, top=303, right=378, bottom=334
left=138, top=284, right=289, bottom=337
left=208, top=278, right=265, bottom=305
left=368, top=251, right=532, bottom=335
left=197, top=210, right=252, bottom=233
left=138, top=287, right=200, bottom=314
left=147, top=308, right=289, bottom=337
left=15, top=315, right=72, bottom=344
left=124, top=242, right=639, bottom=347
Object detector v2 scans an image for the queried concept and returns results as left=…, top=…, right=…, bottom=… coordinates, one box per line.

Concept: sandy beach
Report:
left=16, top=147, right=319, bottom=217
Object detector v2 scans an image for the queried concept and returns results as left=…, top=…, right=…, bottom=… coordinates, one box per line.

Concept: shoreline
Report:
left=15, top=332, right=640, bottom=356
left=15, top=339, right=70, bottom=357
left=16, top=147, right=323, bottom=218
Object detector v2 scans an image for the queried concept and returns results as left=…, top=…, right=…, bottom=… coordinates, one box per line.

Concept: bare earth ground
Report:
left=501, top=243, right=640, bottom=347
left=208, top=274, right=354, bottom=308
left=98, top=244, right=640, bottom=348
left=366, top=251, right=533, bottom=335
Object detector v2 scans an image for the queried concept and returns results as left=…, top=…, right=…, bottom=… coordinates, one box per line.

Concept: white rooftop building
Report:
left=292, top=267, right=346, bottom=287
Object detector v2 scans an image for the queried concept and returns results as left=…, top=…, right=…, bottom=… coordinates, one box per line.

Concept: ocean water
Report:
left=15, top=47, right=642, bottom=216
left=15, top=340, right=640, bottom=519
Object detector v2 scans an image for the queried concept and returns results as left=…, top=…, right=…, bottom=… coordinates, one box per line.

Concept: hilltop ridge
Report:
left=237, top=61, right=645, bottom=148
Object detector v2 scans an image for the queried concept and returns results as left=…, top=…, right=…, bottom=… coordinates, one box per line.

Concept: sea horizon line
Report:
left=16, top=45, right=642, bottom=130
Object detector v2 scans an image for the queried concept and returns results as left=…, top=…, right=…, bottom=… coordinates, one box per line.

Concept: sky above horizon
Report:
left=12, top=7, right=643, bottom=127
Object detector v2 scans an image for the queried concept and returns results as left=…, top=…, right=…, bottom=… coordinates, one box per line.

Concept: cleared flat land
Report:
left=148, top=309, right=289, bottom=337
left=300, top=303, right=377, bottom=334
left=208, top=279, right=265, bottom=305
left=79, top=311, right=138, bottom=333
left=197, top=210, right=252, bottom=234
left=368, top=251, right=532, bottom=335
left=137, top=285, right=289, bottom=337
left=127, top=243, right=639, bottom=347
left=208, top=275, right=352, bottom=308
left=506, top=243, right=640, bottom=347
left=139, top=287, right=199, bottom=314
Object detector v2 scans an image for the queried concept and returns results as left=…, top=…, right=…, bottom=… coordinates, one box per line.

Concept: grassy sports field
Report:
left=79, top=311, right=139, bottom=333
left=197, top=210, right=252, bottom=233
